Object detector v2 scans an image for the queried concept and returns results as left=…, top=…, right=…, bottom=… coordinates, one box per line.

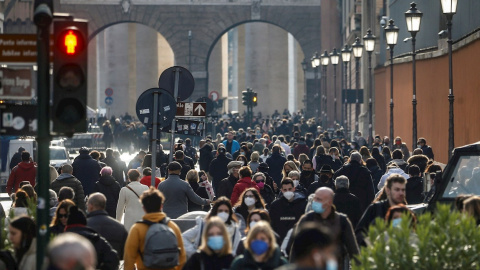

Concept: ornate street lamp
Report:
left=311, top=52, right=321, bottom=121
left=330, top=48, right=340, bottom=125
left=341, top=45, right=352, bottom=138
left=385, top=19, right=399, bottom=145
left=405, top=2, right=423, bottom=150
left=363, top=29, right=376, bottom=146
left=352, top=37, right=363, bottom=135
left=441, top=0, right=458, bottom=159
left=321, top=50, right=330, bottom=128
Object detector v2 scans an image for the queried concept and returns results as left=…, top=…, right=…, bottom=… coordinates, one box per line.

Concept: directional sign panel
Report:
left=161, top=119, right=205, bottom=137
left=176, top=102, right=206, bottom=117
left=0, top=104, right=38, bottom=135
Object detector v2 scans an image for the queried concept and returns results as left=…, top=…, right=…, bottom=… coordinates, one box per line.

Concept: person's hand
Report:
left=273, top=182, right=278, bottom=190
left=206, top=199, right=211, bottom=204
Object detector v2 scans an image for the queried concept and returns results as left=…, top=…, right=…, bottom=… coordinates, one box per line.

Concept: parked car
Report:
left=49, top=146, right=72, bottom=170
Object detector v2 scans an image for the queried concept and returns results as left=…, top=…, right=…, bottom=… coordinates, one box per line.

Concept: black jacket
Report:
left=187, top=181, right=203, bottom=212
left=266, top=153, right=287, bottom=185
left=176, top=159, right=191, bottom=180
left=230, top=248, right=287, bottom=270
left=367, top=165, right=383, bottom=194
left=194, top=182, right=212, bottom=212
left=333, top=161, right=375, bottom=213
left=406, top=176, right=424, bottom=204
left=51, top=174, right=86, bottom=210
left=182, top=250, right=234, bottom=270
left=87, top=210, right=128, bottom=259
left=65, top=225, right=119, bottom=270
left=260, top=184, right=275, bottom=209
left=333, top=188, right=362, bottom=227
left=72, top=153, right=101, bottom=196
left=94, top=175, right=121, bottom=217
left=101, top=156, right=125, bottom=187
left=269, top=194, right=307, bottom=240
left=372, top=152, right=387, bottom=173
left=199, top=144, right=214, bottom=172
left=209, top=154, right=232, bottom=191
left=217, top=174, right=239, bottom=199
left=355, top=200, right=391, bottom=245
left=421, top=145, right=434, bottom=160
left=307, top=178, right=335, bottom=196
left=314, top=154, right=332, bottom=172
left=9, top=152, right=22, bottom=170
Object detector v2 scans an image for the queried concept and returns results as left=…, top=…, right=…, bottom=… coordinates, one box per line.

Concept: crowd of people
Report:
left=3, top=113, right=480, bottom=270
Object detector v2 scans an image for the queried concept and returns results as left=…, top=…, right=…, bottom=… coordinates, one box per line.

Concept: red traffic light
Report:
left=57, top=28, right=85, bottom=55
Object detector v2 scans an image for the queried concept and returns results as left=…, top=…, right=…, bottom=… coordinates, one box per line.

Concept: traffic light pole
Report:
left=34, top=1, right=53, bottom=268
left=169, top=68, right=181, bottom=162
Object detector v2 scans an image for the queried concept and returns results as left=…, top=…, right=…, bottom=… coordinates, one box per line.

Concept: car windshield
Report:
left=443, top=155, right=480, bottom=198
left=50, top=148, right=67, bottom=160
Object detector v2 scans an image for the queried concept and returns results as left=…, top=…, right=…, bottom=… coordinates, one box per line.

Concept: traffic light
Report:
left=252, top=92, right=258, bottom=107
left=242, top=90, right=250, bottom=106
left=52, top=20, right=88, bottom=135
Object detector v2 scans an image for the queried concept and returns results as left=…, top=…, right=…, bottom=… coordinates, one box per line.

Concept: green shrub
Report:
left=353, top=204, right=480, bottom=270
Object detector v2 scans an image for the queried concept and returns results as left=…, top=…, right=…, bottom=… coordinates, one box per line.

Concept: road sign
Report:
left=158, top=66, right=195, bottom=101
left=0, top=104, right=38, bottom=135
left=0, top=34, right=54, bottom=63
left=196, top=97, right=214, bottom=115
left=161, top=119, right=205, bottom=137
left=105, top=88, right=113, bottom=97
left=0, top=68, right=33, bottom=100
left=136, top=88, right=177, bottom=128
left=105, top=97, right=113, bottom=105
left=176, top=102, right=206, bottom=117
left=209, top=91, right=219, bottom=101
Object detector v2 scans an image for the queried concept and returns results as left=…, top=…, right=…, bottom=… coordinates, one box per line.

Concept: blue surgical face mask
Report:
left=312, top=201, right=325, bottom=214
left=392, top=218, right=402, bottom=228
left=326, top=259, right=338, bottom=270
left=250, top=240, right=269, bottom=255
left=207, top=235, right=224, bottom=251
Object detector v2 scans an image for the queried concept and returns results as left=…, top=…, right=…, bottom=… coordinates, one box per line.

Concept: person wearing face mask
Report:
left=182, top=217, right=234, bottom=270
left=307, top=165, right=335, bottom=195
left=253, top=172, right=275, bottom=208
left=327, top=147, right=343, bottom=172
left=392, top=136, right=410, bottom=162
left=291, top=187, right=359, bottom=269
left=236, top=210, right=282, bottom=255
left=230, top=166, right=260, bottom=206
left=182, top=197, right=242, bottom=258
left=299, top=160, right=318, bottom=190
left=385, top=204, right=417, bottom=229
left=269, top=178, right=308, bottom=240
left=230, top=221, right=288, bottom=270
left=234, top=188, right=266, bottom=223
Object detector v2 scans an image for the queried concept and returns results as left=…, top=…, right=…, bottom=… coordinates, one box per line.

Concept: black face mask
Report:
left=320, top=174, right=331, bottom=183
left=302, top=170, right=313, bottom=177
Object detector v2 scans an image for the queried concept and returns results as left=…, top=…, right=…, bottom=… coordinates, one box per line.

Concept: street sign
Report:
left=196, top=97, right=214, bottom=116
left=0, top=68, right=34, bottom=100
left=158, top=66, right=195, bottom=101
left=209, top=91, right=219, bottom=101
left=136, top=88, right=176, bottom=128
left=105, top=97, right=113, bottom=105
left=0, top=104, right=38, bottom=135
left=161, top=119, right=205, bottom=137
left=176, top=102, right=206, bottom=117
left=105, top=88, right=113, bottom=97
left=0, top=34, right=54, bottom=63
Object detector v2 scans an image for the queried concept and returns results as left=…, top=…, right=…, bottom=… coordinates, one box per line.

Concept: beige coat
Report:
left=116, top=181, right=149, bottom=231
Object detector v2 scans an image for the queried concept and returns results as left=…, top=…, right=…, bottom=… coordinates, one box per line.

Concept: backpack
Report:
left=137, top=218, right=180, bottom=269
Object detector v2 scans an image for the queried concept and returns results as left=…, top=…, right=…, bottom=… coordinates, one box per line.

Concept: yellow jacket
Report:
left=123, top=212, right=186, bottom=270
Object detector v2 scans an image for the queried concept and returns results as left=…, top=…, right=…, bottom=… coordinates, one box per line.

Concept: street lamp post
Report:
left=405, top=2, right=423, bottom=151
left=311, top=52, right=321, bottom=121
left=363, top=29, right=376, bottom=146
left=341, top=45, right=352, bottom=138
left=441, top=0, right=458, bottom=160
left=321, top=50, right=330, bottom=128
left=352, top=37, right=363, bottom=135
left=330, top=48, right=340, bottom=125
left=385, top=19, right=399, bottom=144
left=301, top=58, right=308, bottom=114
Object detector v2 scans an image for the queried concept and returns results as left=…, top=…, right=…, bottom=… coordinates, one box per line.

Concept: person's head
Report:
left=49, top=189, right=58, bottom=208
left=371, top=147, right=381, bottom=156
left=252, top=172, right=266, bottom=189
left=89, top=150, right=101, bottom=160
left=127, top=169, right=140, bottom=182
left=58, top=187, right=75, bottom=202
left=9, top=216, right=36, bottom=261
left=20, top=184, right=37, bottom=203
left=227, top=161, right=243, bottom=176
left=51, top=199, right=75, bottom=227
left=239, top=166, right=253, bottom=179
left=328, top=147, right=339, bottom=157
left=413, top=148, right=423, bottom=155
left=100, top=166, right=113, bottom=177
left=14, top=190, right=29, bottom=208
left=105, top=148, right=114, bottom=157
left=455, top=194, right=473, bottom=212
left=186, top=169, right=199, bottom=183
left=21, top=151, right=30, bottom=162
left=140, top=187, right=165, bottom=213
left=67, top=206, right=87, bottom=226
left=245, top=221, right=277, bottom=259
left=349, top=151, right=362, bottom=164
left=245, top=209, right=271, bottom=234
left=143, top=167, right=152, bottom=177
left=408, top=165, right=421, bottom=177
left=463, top=196, right=480, bottom=223
left=272, top=145, right=281, bottom=154
left=236, top=188, right=265, bottom=210
left=316, top=146, right=325, bottom=156
left=281, top=178, right=295, bottom=201
left=385, top=204, right=417, bottom=229
left=251, top=152, right=260, bottom=162
left=207, top=197, right=237, bottom=225
left=395, top=136, right=403, bottom=145
left=227, top=131, right=234, bottom=141
left=417, top=137, right=427, bottom=147
left=236, top=155, right=248, bottom=166
left=174, top=150, right=185, bottom=161
left=17, top=147, right=25, bottom=153
left=385, top=174, right=407, bottom=205
left=87, top=193, right=106, bottom=213
left=312, top=187, right=334, bottom=215
left=359, top=146, right=370, bottom=157
left=198, top=170, right=208, bottom=182
left=198, top=216, right=232, bottom=256
left=302, top=160, right=314, bottom=172
left=141, top=154, right=153, bottom=168
left=291, top=222, right=336, bottom=268
left=334, top=175, right=349, bottom=190
left=365, top=158, right=379, bottom=169
left=61, top=164, right=73, bottom=175
left=288, top=171, right=301, bottom=187
left=167, top=161, right=182, bottom=175
left=382, top=146, right=392, bottom=156
left=283, top=161, right=299, bottom=176
left=47, top=232, right=96, bottom=270
left=113, top=150, right=121, bottom=160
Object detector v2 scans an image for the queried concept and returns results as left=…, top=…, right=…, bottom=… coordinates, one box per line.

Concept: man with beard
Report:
left=355, top=174, right=406, bottom=245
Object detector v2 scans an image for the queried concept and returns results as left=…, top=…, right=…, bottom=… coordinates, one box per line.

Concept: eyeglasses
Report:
left=57, top=214, right=68, bottom=219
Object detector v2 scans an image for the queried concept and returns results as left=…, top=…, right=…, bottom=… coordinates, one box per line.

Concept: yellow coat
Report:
left=123, top=212, right=186, bottom=270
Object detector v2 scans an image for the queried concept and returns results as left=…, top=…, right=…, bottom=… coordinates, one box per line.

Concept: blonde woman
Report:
left=282, top=161, right=300, bottom=179
left=182, top=217, right=234, bottom=270
left=230, top=221, right=287, bottom=270
left=248, top=152, right=261, bottom=173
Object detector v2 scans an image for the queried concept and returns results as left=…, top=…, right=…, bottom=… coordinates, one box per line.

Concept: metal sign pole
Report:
left=151, top=91, right=159, bottom=187
left=169, top=68, right=181, bottom=162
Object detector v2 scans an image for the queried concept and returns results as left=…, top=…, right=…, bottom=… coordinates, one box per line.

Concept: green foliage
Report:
left=353, top=204, right=480, bottom=270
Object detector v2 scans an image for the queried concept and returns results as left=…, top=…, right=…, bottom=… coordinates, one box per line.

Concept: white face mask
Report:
left=283, top=191, right=295, bottom=200
left=217, top=212, right=229, bottom=222
left=249, top=221, right=257, bottom=229
left=293, top=180, right=299, bottom=187
left=244, top=197, right=256, bottom=207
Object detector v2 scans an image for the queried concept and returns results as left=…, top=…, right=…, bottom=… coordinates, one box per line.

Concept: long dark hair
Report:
left=10, top=216, right=36, bottom=262
left=141, top=154, right=153, bottom=168
left=207, top=197, right=237, bottom=225
left=235, top=188, right=266, bottom=209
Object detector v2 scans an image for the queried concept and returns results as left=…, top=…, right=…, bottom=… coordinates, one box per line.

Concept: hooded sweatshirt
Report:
left=7, top=162, right=36, bottom=194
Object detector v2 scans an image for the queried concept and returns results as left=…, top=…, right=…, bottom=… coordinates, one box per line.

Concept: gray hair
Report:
left=335, top=175, right=349, bottom=189
left=48, top=233, right=97, bottom=269
left=252, top=172, right=266, bottom=181
left=288, top=170, right=301, bottom=179
left=87, top=193, right=106, bottom=210
left=350, top=151, right=362, bottom=163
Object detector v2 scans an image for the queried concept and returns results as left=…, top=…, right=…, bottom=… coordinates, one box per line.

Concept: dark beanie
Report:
left=67, top=206, right=87, bottom=225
